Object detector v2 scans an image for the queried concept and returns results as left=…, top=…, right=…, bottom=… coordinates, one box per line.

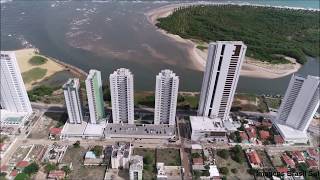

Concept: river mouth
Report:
left=1, top=1, right=319, bottom=94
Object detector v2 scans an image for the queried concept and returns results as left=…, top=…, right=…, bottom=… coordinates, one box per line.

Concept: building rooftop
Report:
left=112, top=142, right=131, bottom=158
left=16, top=161, right=29, bottom=168
left=281, top=154, right=295, bottom=167
left=85, top=151, right=97, bottom=159
left=61, top=121, right=87, bottom=136
left=104, top=124, right=175, bottom=137
left=190, top=116, right=226, bottom=132
left=83, top=122, right=106, bottom=136
left=49, top=128, right=62, bottom=135
left=130, top=155, right=143, bottom=171
left=292, top=151, right=305, bottom=161
left=306, top=159, right=318, bottom=168
left=275, top=123, right=308, bottom=141
left=259, top=130, right=270, bottom=140
left=246, top=149, right=261, bottom=165
left=274, top=135, right=285, bottom=144
left=209, top=165, right=220, bottom=178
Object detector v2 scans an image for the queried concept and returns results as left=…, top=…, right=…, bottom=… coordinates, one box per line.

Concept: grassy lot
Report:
left=215, top=151, right=253, bottom=180
left=62, top=146, right=106, bottom=180
left=156, top=148, right=181, bottom=166
left=22, top=67, right=47, bottom=83
left=268, top=152, right=284, bottom=167
left=29, top=55, right=48, bottom=65
left=232, top=93, right=269, bottom=112
left=134, top=148, right=156, bottom=180
left=264, top=97, right=282, bottom=109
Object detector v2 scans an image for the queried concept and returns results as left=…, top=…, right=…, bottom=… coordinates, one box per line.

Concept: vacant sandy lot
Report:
left=15, top=48, right=65, bottom=90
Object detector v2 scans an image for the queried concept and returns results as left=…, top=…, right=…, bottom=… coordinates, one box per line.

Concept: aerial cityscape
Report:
left=0, top=1, right=319, bottom=180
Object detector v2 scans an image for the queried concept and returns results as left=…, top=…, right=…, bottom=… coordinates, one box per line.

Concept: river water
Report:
left=1, top=0, right=319, bottom=94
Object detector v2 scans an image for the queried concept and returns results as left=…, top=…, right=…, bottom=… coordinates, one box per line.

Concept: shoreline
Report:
left=145, top=3, right=303, bottom=79
left=15, top=48, right=87, bottom=90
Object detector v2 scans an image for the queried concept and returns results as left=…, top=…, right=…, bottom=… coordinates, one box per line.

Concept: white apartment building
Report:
left=85, top=70, right=105, bottom=124
left=109, top=68, right=134, bottom=124
left=276, top=75, right=320, bottom=133
left=0, top=51, right=32, bottom=113
left=197, top=41, right=247, bottom=121
left=154, top=69, right=179, bottom=125
left=63, top=78, right=83, bottom=124
left=129, top=155, right=143, bottom=180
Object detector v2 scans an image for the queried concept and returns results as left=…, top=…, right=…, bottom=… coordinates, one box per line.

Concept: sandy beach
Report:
left=145, top=4, right=302, bottom=79
left=15, top=48, right=66, bottom=90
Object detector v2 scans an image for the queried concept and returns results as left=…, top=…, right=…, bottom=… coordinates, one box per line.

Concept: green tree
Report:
left=23, top=162, right=39, bottom=175
left=219, top=167, right=229, bottom=175
left=44, top=163, right=56, bottom=173
left=143, top=154, right=153, bottom=165
left=14, top=173, right=29, bottom=180
left=231, top=168, right=238, bottom=174
left=91, top=145, right=103, bottom=157
left=61, top=166, right=71, bottom=175
left=217, top=149, right=229, bottom=159
left=73, top=141, right=80, bottom=148
left=191, top=153, right=201, bottom=158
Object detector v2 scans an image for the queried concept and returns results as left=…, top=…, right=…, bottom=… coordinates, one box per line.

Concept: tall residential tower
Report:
left=154, top=70, right=179, bottom=125
left=276, top=75, right=319, bottom=132
left=86, top=70, right=105, bottom=124
left=110, top=68, right=134, bottom=124
left=197, top=41, right=247, bottom=121
left=0, top=51, right=32, bottom=113
left=63, top=78, right=83, bottom=124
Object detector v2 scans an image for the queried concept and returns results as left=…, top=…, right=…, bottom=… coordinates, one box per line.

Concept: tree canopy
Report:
left=157, top=5, right=319, bottom=64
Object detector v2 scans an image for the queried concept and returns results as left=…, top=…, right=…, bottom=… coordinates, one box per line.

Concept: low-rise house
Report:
left=291, top=151, right=305, bottom=163
left=193, top=157, right=204, bottom=166
left=276, top=167, right=289, bottom=174
left=49, top=128, right=62, bottom=140
left=156, top=162, right=167, bottom=179
left=239, top=131, right=249, bottom=143
left=274, top=135, right=284, bottom=145
left=306, top=148, right=318, bottom=160
left=43, top=144, right=67, bottom=164
left=16, top=161, right=29, bottom=170
left=246, top=149, right=262, bottom=168
left=84, top=151, right=104, bottom=166
left=281, top=154, right=295, bottom=168
left=129, top=155, right=143, bottom=180
left=245, top=126, right=257, bottom=142
left=10, top=169, right=18, bottom=178
left=209, top=165, right=221, bottom=180
left=47, top=170, right=66, bottom=180
left=259, top=130, right=270, bottom=140
left=306, top=159, right=318, bottom=170
left=111, top=142, right=132, bottom=169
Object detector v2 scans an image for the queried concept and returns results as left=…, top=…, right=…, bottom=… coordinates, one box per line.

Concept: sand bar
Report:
left=145, top=4, right=302, bottom=79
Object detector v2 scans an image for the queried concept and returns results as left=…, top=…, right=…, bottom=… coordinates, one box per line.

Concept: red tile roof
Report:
left=274, top=135, right=284, bottom=144
left=247, top=150, right=261, bottom=165
left=16, top=161, right=29, bottom=168
left=10, top=170, right=18, bottom=177
left=192, top=157, right=204, bottom=165
left=292, top=151, right=305, bottom=162
left=276, top=167, right=288, bottom=174
left=281, top=154, right=295, bottom=167
left=245, top=127, right=257, bottom=139
left=48, top=170, right=65, bottom=179
left=49, top=128, right=62, bottom=135
left=259, top=130, right=270, bottom=140
left=239, top=131, right=249, bottom=141
left=0, top=165, right=8, bottom=172
left=306, top=159, right=318, bottom=168
left=307, top=148, right=318, bottom=157
left=261, top=120, right=272, bottom=127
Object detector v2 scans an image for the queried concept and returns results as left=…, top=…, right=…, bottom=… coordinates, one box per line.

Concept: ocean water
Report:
left=1, top=0, right=319, bottom=94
